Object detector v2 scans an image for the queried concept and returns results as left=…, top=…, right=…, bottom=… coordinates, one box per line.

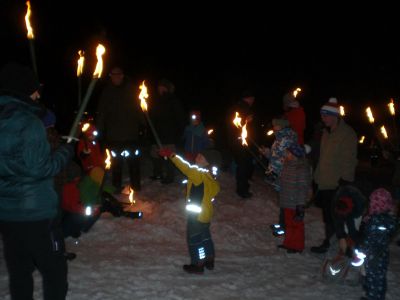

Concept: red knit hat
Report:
left=321, top=97, right=340, bottom=116
left=368, top=188, right=394, bottom=215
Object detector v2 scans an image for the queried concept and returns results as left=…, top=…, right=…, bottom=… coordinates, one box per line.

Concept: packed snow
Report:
left=1, top=159, right=399, bottom=300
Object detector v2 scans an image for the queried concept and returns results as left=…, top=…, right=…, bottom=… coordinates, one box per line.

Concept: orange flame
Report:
left=388, top=98, right=395, bottom=116
left=359, top=136, right=365, bottom=144
left=267, top=130, right=274, bottom=136
left=77, top=50, right=85, bottom=77
left=93, top=44, right=105, bottom=78
left=233, top=112, right=242, bottom=128
left=366, top=107, right=374, bottom=124
left=129, top=187, right=135, bottom=204
left=105, top=149, right=111, bottom=170
left=139, top=81, right=149, bottom=112
left=81, top=123, right=90, bottom=132
left=207, top=129, right=214, bottom=135
left=340, top=106, right=345, bottom=116
left=241, top=123, right=248, bottom=146
left=293, top=87, right=302, bottom=98
left=25, top=1, right=34, bottom=39
left=380, top=125, right=388, bottom=139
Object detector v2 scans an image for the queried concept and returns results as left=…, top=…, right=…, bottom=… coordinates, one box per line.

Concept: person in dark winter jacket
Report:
left=149, top=78, right=186, bottom=184
left=96, top=66, right=145, bottom=192
left=357, top=188, right=397, bottom=300
left=332, top=185, right=367, bottom=257
left=228, top=90, right=258, bottom=198
left=0, top=62, right=74, bottom=300
left=182, top=110, right=211, bottom=163
left=158, top=147, right=221, bottom=274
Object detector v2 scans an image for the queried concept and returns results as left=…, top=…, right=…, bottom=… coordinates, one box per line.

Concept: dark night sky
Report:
left=1, top=1, right=400, bottom=140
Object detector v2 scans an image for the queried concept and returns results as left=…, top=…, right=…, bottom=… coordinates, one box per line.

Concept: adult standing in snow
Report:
left=228, top=90, right=257, bottom=198
left=0, top=62, right=74, bottom=300
left=96, top=66, right=145, bottom=192
left=311, top=98, right=358, bottom=254
left=149, top=78, right=186, bottom=184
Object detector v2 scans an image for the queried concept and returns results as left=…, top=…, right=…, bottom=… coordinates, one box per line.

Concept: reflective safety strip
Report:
left=182, top=179, right=188, bottom=184
left=85, top=206, right=92, bottom=216
left=121, top=150, right=130, bottom=157
left=186, top=204, right=202, bottom=213
left=111, top=150, right=117, bottom=158
left=212, top=166, right=218, bottom=176
left=135, top=149, right=140, bottom=156
left=198, top=247, right=206, bottom=260
left=378, top=226, right=387, bottom=231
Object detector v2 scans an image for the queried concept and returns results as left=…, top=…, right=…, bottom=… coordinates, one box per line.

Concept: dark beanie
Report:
left=0, top=62, right=40, bottom=96
left=200, top=149, right=222, bottom=167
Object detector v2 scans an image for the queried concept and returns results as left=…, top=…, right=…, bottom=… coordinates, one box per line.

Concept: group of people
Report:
left=0, top=61, right=398, bottom=300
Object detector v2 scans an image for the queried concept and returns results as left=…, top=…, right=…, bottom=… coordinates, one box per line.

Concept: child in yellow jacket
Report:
left=158, top=148, right=221, bottom=274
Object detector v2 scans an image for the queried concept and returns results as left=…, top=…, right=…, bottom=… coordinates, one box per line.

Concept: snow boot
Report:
left=183, top=263, right=204, bottom=274
left=204, top=258, right=214, bottom=270
left=310, top=239, right=330, bottom=254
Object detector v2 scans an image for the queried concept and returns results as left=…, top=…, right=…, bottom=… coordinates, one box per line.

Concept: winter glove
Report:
left=158, top=148, right=173, bottom=158
left=293, top=205, right=305, bottom=222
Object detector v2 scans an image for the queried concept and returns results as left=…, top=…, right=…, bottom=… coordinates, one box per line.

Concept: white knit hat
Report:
left=321, top=97, right=339, bottom=116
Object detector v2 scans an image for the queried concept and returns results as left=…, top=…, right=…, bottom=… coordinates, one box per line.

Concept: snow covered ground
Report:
left=1, top=163, right=399, bottom=300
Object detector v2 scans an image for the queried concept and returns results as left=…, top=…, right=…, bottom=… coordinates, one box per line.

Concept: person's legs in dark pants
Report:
left=235, top=155, right=253, bottom=197
left=128, top=153, right=141, bottom=190
left=0, top=220, right=68, bottom=300
left=311, top=189, right=336, bottom=253
left=111, top=153, right=123, bottom=191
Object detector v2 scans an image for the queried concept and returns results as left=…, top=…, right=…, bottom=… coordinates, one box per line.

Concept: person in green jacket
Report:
left=0, top=62, right=74, bottom=299
left=158, top=147, right=221, bottom=274
left=311, top=97, right=358, bottom=254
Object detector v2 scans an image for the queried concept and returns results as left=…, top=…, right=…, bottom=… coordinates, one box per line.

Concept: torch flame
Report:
left=233, top=112, right=242, bottom=128
left=82, top=123, right=90, bottom=132
left=139, top=81, right=149, bottom=112
left=340, top=106, right=345, bottom=116
left=25, top=1, right=34, bottom=39
left=267, top=130, right=274, bottom=136
left=359, top=136, right=365, bottom=144
left=366, top=107, right=375, bottom=124
left=388, top=98, right=395, bottom=116
left=207, top=129, right=214, bottom=135
left=93, top=44, right=105, bottom=78
left=129, top=187, right=135, bottom=204
left=380, top=125, right=388, bottom=139
left=105, top=149, right=111, bottom=170
left=77, top=50, right=85, bottom=77
left=293, top=87, right=302, bottom=98
left=241, top=123, right=248, bottom=146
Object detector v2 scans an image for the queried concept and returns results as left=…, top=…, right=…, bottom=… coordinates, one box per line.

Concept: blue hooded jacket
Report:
left=0, top=95, right=73, bottom=221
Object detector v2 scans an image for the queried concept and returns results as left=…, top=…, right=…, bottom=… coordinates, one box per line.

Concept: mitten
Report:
left=158, top=148, right=173, bottom=158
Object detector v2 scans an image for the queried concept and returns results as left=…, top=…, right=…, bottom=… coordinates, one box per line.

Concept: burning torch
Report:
left=232, top=112, right=268, bottom=171
left=25, top=1, right=38, bottom=78
left=68, top=44, right=105, bottom=140
left=139, top=81, right=163, bottom=148
left=388, top=98, right=399, bottom=149
left=77, top=50, right=85, bottom=107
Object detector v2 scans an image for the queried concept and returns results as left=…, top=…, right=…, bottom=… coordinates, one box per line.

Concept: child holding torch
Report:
left=158, top=148, right=221, bottom=274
